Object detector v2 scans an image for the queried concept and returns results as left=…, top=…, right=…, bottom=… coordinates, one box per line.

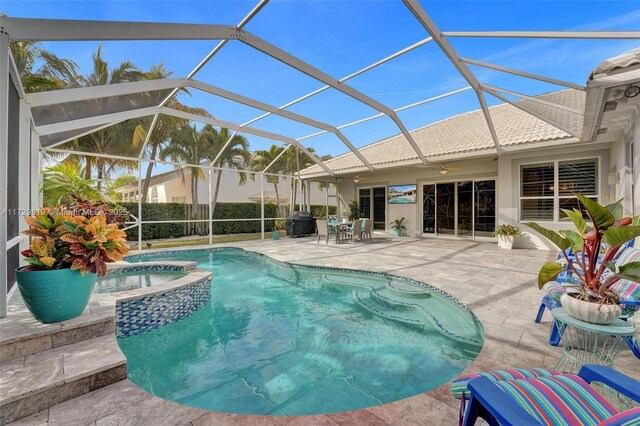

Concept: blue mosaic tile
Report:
left=115, top=277, right=211, bottom=337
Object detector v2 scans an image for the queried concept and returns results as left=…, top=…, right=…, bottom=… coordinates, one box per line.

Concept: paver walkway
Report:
left=8, top=236, right=639, bottom=425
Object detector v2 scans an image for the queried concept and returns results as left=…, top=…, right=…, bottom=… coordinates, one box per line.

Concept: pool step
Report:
left=322, top=274, right=376, bottom=290
left=386, top=279, right=432, bottom=298
left=0, top=334, right=127, bottom=424
left=0, top=306, right=115, bottom=363
left=352, top=290, right=423, bottom=327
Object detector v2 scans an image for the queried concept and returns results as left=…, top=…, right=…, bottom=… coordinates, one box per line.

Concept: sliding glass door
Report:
left=422, top=180, right=495, bottom=238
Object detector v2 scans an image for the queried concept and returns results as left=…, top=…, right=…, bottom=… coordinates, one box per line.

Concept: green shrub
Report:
left=121, top=202, right=334, bottom=240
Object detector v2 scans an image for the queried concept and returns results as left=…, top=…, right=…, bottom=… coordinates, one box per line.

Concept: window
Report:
left=520, top=158, right=598, bottom=221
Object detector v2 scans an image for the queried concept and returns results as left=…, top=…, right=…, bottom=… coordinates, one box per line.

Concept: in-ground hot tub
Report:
left=119, top=248, right=484, bottom=415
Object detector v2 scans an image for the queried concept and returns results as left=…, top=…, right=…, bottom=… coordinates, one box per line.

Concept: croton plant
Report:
left=525, top=194, right=640, bottom=305
left=20, top=198, right=130, bottom=276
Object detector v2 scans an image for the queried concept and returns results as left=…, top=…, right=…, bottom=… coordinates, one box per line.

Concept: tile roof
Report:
left=301, top=89, right=585, bottom=177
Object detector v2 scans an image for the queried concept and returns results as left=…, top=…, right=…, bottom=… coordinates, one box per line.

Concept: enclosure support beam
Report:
left=0, top=31, right=9, bottom=317
left=240, top=36, right=432, bottom=126
left=239, top=31, right=428, bottom=164
left=147, top=0, right=269, bottom=163
left=482, top=84, right=583, bottom=115
left=1, top=17, right=237, bottom=41
left=460, top=58, right=585, bottom=91
left=443, top=30, right=640, bottom=39
left=260, top=174, right=265, bottom=240
left=137, top=159, right=143, bottom=251
left=403, top=0, right=501, bottom=155
left=208, top=167, right=213, bottom=245
left=482, top=86, right=581, bottom=139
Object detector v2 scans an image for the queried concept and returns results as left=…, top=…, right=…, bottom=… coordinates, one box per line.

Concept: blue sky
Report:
left=4, top=0, right=640, bottom=165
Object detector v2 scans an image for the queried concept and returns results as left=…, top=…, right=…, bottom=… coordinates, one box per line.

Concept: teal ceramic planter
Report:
left=393, top=229, right=402, bottom=237
left=16, top=268, right=97, bottom=323
left=272, top=231, right=281, bottom=240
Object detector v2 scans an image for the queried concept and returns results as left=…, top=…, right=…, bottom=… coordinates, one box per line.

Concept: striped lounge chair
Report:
left=534, top=246, right=640, bottom=356
left=458, top=364, right=640, bottom=426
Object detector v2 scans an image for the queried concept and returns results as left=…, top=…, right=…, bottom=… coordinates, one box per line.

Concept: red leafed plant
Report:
left=20, top=198, right=130, bottom=276
left=525, top=194, right=640, bottom=305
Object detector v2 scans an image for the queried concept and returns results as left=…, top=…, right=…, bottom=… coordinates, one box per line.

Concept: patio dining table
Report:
left=327, top=221, right=353, bottom=243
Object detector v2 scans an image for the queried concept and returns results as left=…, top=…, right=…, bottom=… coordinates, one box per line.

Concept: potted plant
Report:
left=348, top=200, right=360, bottom=222
left=390, top=217, right=407, bottom=237
left=17, top=198, right=130, bottom=323
left=526, top=194, right=640, bottom=324
left=493, top=224, right=522, bottom=249
left=272, top=220, right=285, bottom=240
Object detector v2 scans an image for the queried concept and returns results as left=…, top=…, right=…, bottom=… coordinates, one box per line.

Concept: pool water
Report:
left=95, top=271, right=187, bottom=293
left=119, top=249, right=483, bottom=415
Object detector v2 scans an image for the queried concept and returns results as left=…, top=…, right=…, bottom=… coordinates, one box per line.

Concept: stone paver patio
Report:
left=4, top=235, right=639, bottom=425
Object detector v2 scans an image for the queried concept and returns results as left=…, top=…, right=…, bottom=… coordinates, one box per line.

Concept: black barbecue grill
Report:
left=285, top=211, right=316, bottom=237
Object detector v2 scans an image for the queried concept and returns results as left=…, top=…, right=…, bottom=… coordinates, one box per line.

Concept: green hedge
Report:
left=120, top=202, right=334, bottom=240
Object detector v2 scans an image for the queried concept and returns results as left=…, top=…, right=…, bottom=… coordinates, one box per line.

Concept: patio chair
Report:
left=316, top=220, right=332, bottom=245
left=360, top=218, right=373, bottom=242
left=458, top=364, right=640, bottom=426
left=343, top=219, right=362, bottom=244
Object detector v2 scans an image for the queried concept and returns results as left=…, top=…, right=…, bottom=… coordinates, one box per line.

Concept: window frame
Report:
left=519, top=156, right=600, bottom=223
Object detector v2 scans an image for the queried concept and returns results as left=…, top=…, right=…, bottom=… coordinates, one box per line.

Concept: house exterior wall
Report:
left=335, top=143, right=615, bottom=250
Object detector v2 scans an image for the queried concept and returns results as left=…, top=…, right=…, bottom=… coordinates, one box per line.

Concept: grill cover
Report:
left=285, top=211, right=316, bottom=237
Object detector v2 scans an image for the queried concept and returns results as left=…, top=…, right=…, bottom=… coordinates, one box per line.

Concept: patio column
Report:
left=137, top=160, right=142, bottom=251
left=260, top=174, right=265, bottom=240
left=208, top=167, right=213, bottom=245
left=0, top=32, right=9, bottom=317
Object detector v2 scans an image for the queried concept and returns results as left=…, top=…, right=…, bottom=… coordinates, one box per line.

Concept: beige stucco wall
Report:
left=334, top=143, right=616, bottom=250
left=337, top=156, right=499, bottom=238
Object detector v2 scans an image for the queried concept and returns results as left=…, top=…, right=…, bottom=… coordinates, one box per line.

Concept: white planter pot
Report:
left=560, top=293, right=621, bottom=325
left=497, top=236, right=514, bottom=249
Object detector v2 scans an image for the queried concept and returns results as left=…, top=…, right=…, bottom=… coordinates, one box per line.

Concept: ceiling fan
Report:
left=416, top=163, right=464, bottom=175
left=352, top=175, right=369, bottom=183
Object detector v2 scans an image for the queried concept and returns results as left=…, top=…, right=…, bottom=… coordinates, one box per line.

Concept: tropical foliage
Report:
left=250, top=145, right=286, bottom=216
left=10, top=41, right=79, bottom=92
left=390, top=217, right=407, bottom=231
left=42, top=163, right=103, bottom=207
left=493, top=224, right=522, bottom=238
left=525, top=194, right=640, bottom=305
left=209, top=127, right=250, bottom=215
left=348, top=200, right=360, bottom=221
left=20, top=198, right=130, bottom=276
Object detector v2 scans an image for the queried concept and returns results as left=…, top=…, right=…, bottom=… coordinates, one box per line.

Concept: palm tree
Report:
left=68, top=46, right=147, bottom=185
left=10, top=41, right=79, bottom=92
left=42, top=163, right=102, bottom=207
left=209, top=126, right=250, bottom=216
left=160, top=124, right=214, bottom=235
left=250, top=145, right=285, bottom=217
left=139, top=64, right=210, bottom=202
left=281, top=146, right=322, bottom=210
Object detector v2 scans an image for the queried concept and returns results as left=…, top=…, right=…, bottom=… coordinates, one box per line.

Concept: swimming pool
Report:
left=119, top=248, right=483, bottom=415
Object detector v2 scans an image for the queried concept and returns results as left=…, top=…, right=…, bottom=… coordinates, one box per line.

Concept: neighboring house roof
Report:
left=248, top=191, right=289, bottom=204
left=300, top=89, right=585, bottom=178
left=117, top=167, right=186, bottom=192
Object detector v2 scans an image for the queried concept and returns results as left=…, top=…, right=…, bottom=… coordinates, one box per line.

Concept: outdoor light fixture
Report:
left=439, top=168, right=449, bottom=175
left=624, top=85, right=640, bottom=98
left=353, top=175, right=361, bottom=183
